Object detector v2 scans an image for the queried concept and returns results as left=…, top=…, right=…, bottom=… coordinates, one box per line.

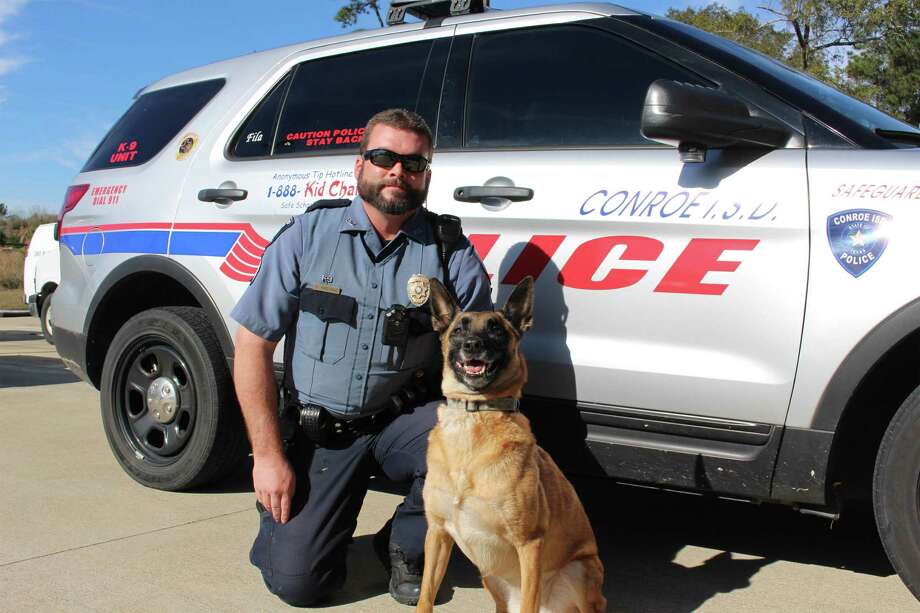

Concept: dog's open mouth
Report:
left=457, top=358, right=490, bottom=377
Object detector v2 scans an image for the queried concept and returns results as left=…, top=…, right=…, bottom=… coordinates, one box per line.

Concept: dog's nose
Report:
left=463, top=338, right=483, bottom=353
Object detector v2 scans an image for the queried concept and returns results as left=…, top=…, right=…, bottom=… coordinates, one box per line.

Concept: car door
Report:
left=427, top=15, right=809, bottom=430
left=173, top=29, right=452, bottom=362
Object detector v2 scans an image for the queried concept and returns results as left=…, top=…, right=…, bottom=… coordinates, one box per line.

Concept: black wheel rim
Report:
left=114, top=336, right=198, bottom=465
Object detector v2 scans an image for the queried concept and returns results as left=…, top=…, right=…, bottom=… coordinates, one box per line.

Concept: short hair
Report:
left=360, top=108, right=433, bottom=156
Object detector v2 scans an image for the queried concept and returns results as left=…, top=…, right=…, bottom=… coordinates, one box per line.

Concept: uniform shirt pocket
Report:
left=298, top=287, right=356, bottom=364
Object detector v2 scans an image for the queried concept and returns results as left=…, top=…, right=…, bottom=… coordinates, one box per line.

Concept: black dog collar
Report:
left=445, top=397, right=520, bottom=413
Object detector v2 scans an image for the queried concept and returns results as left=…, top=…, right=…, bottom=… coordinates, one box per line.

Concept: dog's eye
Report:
left=487, top=318, right=505, bottom=335
left=450, top=327, right=463, bottom=337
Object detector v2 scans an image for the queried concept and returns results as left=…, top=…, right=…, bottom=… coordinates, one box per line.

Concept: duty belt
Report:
left=286, top=369, right=436, bottom=446
left=296, top=403, right=398, bottom=445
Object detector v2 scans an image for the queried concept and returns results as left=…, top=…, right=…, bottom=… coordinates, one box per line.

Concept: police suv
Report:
left=52, top=0, right=920, bottom=598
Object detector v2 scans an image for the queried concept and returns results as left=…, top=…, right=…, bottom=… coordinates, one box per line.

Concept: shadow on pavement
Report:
left=570, top=476, right=893, bottom=612
left=0, top=330, right=44, bottom=342
left=0, top=355, right=81, bottom=388
left=202, top=450, right=896, bottom=610
left=367, top=475, right=893, bottom=610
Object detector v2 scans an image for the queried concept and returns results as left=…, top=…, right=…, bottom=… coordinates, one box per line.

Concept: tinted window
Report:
left=275, top=41, right=434, bottom=156
left=82, top=79, right=224, bottom=172
left=465, top=25, right=708, bottom=148
left=230, top=73, right=292, bottom=158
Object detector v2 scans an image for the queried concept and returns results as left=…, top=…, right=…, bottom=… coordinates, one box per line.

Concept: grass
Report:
left=0, top=288, right=25, bottom=309
left=0, top=248, right=25, bottom=290
left=0, top=220, right=50, bottom=310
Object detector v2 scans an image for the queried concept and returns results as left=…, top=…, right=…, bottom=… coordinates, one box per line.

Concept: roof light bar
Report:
left=387, top=0, right=490, bottom=26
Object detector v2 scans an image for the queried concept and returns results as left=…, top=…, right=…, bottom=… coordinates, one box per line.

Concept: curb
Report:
left=0, top=310, right=30, bottom=317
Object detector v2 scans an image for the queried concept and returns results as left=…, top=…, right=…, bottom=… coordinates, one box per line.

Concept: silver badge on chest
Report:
left=407, top=274, right=431, bottom=306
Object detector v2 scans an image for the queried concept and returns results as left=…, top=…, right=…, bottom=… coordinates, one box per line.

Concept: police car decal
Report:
left=283, top=126, right=365, bottom=148
left=826, top=209, right=892, bottom=278
left=830, top=183, right=920, bottom=201
left=90, top=184, right=127, bottom=206
left=108, top=139, right=140, bottom=164
left=59, top=222, right=269, bottom=282
left=578, top=188, right=779, bottom=222
left=268, top=170, right=357, bottom=210
left=470, top=233, right=759, bottom=296
left=176, top=133, right=198, bottom=160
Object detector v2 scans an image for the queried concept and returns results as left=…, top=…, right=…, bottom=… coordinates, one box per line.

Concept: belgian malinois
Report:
left=417, top=277, right=607, bottom=613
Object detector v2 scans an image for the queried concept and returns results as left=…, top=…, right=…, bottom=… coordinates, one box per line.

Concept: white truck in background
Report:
left=23, top=222, right=60, bottom=343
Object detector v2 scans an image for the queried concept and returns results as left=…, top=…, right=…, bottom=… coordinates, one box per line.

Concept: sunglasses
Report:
left=363, top=148, right=431, bottom=173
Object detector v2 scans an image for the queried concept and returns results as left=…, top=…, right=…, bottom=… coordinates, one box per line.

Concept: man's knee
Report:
left=262, top=567, right=345, bottom=608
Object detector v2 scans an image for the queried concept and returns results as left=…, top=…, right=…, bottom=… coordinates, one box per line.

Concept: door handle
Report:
left=198, top=188, right=248, bottom=205
left=453, top=185, right=534, bottom=203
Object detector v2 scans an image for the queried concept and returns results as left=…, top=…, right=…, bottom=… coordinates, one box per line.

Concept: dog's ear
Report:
left=502, top=276, right=534, bottom=333
left=429, top=278, right=458, bottom=333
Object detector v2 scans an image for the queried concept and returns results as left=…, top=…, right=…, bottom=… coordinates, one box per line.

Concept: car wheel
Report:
left=40, top=292, right=55, bottom=345
left=101, top=306, right=246, bottom=491
left=873, top=385, right=920, bottom=600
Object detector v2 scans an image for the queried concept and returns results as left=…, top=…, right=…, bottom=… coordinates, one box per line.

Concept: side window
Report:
left=230, top=73, right=292, bottom=158
left=274, top=40, right=434, bottom=156
left=82, top=79, right=224, bottom=171
left=465, top=25, right=709, bottom=148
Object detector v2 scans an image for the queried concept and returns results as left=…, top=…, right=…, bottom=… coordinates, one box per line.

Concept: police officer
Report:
left=231, top=108, right=491, bottom=607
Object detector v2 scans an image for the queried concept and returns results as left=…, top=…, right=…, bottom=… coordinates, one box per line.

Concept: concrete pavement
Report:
left=0, top=316, right=917, bottom=612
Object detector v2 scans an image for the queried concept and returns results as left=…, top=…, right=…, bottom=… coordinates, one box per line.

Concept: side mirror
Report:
left=640, top=79, right=792, bottom=163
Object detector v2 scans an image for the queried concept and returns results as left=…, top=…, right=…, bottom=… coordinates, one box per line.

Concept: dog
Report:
left=416, top=277, right=607, bottom=613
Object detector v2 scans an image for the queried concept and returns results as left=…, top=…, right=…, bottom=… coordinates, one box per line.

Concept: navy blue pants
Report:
left=250, top=400, right=439, bottom=607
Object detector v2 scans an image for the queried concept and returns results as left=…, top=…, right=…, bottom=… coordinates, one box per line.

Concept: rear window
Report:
left=82, top=79, right=225, bottom=172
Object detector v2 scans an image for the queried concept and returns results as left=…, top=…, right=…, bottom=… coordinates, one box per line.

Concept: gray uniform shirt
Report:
left=230, top=196, right=492, bottom=418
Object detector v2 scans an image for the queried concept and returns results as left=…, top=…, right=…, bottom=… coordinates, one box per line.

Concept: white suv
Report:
left=51, top=1, right=920, bottom=598
left=23, top=222, right=60, bottom=343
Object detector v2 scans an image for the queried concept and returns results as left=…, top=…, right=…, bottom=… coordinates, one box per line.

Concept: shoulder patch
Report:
left=307, top=198, right=351, bottom=212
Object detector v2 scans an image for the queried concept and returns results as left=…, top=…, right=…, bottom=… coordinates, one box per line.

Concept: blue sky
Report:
left=0, top=0, right=750, bottom=216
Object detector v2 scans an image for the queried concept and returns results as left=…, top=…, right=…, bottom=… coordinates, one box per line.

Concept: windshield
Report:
left=646, top=16, right=920, bottom=142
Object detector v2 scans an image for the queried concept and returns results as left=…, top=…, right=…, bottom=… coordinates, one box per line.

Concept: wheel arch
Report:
left=812, top=297, right=920, bottom=502
left=39, top=281, right=58, bottom=296
left=84, top=256, right=233, bottom=389
left=36, top=281, right=58, bottom=312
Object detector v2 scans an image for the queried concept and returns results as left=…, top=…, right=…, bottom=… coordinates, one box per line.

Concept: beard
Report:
left=357, top=169, right=429, bottom=215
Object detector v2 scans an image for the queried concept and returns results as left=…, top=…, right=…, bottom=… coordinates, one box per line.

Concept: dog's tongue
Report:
left=461, top=360, right=486, bottom=376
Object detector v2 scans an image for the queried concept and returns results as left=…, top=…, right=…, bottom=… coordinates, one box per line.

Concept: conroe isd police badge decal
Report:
left=827, top=208, right=892, bottom=278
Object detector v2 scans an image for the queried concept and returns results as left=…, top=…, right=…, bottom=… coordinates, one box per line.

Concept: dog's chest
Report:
left=428, top=416, right=521, bottom=574
left=433, top=484, right=518, bottom=575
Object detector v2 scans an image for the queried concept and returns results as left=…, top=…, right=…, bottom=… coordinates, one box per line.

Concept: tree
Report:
left=667, top=3, right=792, bottom=60
left=757, top=0, right=888, bottom=78
left=667, top=1, right=917, bottom=123
left=335, top=0, right=384, bottom=28
left=844, top=0, right=920, bottom=125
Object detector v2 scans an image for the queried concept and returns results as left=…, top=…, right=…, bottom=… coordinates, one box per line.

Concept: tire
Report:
left=100, top=306, right=246, bottom=491
left=873, top=385, right=920, bottom=600
left=40, top=292, right=55, bottom=345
